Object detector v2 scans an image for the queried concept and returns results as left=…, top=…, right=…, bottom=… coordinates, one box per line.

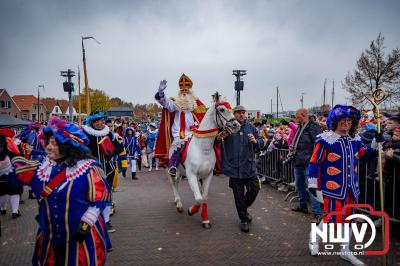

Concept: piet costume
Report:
left=308, top=105, right=378, bottom=221
left=82, top=112, right=125, bottom=186
left=0, top=128, right=23, bottom=218
left=19, top=122, right=47, bottom=162
left=111, top=133, right=128, bottom=189
left=307, top=105, right=378, bottom=264
left=3, top=117, right=112, bottom=266
left=146, top=123, right=159, bottom=171
left=123, top=127, right=141, bottom=179
left=154, top=74, right=206, bottom=175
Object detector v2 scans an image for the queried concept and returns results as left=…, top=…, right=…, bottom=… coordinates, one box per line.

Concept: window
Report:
left=0, top=101, right=5, bottom=108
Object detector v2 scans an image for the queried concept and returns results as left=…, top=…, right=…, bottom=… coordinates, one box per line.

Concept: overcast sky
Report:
left=1, top=0, right=399, bottom=113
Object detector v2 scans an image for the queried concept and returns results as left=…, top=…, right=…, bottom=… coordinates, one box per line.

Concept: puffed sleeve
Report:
left=81, top=165, right=112, bottom=226
left=86, top=165, right=111, bottom=203
left=11, top=156, right=39, bottom=185
left=308, top=140, right=327, bottom=189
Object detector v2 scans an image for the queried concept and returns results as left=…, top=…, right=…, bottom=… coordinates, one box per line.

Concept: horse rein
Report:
left=213, top=104, right=255, bottom=168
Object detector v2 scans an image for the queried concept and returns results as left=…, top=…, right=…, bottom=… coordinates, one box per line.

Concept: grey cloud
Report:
left=1, top=0, right=399, bottom=113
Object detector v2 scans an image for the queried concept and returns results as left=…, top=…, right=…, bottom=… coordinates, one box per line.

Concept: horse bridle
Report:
left=215, top=104, right=236, bottom=134
left=214, top=103, right=255, bottom=168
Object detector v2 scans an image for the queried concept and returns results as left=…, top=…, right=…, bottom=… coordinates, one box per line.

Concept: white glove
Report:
left=158, top=80, right=167, bottom=93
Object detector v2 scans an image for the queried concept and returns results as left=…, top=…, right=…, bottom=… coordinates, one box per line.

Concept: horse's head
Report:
left=215, top=102, right=240, bottom=134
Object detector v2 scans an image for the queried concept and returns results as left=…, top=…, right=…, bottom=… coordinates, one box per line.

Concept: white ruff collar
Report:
left=37, top=158, right=95, bottom=182
left=83, top=125, right=110, bottom=137
left=318, top=131, right=361, bottom=145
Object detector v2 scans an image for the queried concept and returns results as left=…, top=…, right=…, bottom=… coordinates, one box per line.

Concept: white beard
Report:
left=174, top=92, right=197, bottom=112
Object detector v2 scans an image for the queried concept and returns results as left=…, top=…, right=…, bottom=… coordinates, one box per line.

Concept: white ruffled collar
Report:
left=83, top=125, right=110, bottom=137
left=318, top=131, right=361, bottom=145
left=37, top=158, right=95, bottom=182
left=148, top=129, right=158, bottom=134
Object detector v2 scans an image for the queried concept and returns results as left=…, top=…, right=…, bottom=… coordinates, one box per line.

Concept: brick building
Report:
left=12, top=95, right=47, bottom=122
left=0, top=89, right=21, bottom=118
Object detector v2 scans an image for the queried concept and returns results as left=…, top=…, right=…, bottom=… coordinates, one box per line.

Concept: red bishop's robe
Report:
left=154, top=99, right=206, bottom=166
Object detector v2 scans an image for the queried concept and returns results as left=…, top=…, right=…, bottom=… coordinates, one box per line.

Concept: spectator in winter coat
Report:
left=286, top=121, right=298, bottom=147
left=289, top=108, right=323, bottom=220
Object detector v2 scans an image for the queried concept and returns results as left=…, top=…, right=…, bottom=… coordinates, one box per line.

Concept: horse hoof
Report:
left=177, top=207, right=184, bottom=213
left=187, top=209, right=193, bottom=216
left=202, top=222, right=212, bottom=229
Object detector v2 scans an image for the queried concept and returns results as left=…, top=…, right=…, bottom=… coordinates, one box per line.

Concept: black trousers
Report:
left=229, top=177, right=260, bottom=222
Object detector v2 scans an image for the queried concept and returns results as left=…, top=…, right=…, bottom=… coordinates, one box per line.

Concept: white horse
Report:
left=169, top=98, right=240, bottom=229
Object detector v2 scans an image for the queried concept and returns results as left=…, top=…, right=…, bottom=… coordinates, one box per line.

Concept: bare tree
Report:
left=343, top=33, right=400, bottom=107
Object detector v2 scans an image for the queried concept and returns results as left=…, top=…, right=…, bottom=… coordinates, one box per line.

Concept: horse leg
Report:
left=187, top=171, right=203, bottom=216
left=169, top=170, right=183, bottom=213
left=200, top=172, right=214, bottom=229
left=171, top=182, right=183, bottom=213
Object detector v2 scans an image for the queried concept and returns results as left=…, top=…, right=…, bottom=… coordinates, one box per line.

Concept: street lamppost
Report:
left=60, top=69, right=75, bottom=122
left=232, top=70, right=247, bottom=106
left=77, top=65, right=83, bottom=126
left=300, top=92, right=306, bottom=108
left=81, top=36, right=100, bottom=115
left=37, top=85, right=44, bottom=122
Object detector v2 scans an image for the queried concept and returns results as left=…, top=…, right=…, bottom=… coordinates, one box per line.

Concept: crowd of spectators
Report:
left=250, top=109, right=400, bottom=222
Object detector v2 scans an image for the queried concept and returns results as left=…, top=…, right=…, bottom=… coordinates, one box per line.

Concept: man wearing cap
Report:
left=154, top=74, right=206, bottom=177
left=217, top=105, right=266, bottom=233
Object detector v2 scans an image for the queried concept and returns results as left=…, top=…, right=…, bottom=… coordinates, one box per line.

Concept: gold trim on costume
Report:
left=43, top=199, right=52, bottom=264
left=64, top=179, right=74, bottom=266
left=83, top=242, right=90, bottom=265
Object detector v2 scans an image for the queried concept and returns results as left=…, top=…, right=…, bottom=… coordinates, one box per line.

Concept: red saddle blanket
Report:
left=180, top=138, right=221, bottom=174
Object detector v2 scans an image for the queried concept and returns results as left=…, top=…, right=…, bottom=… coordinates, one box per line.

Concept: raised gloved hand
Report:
left=158, top=80, right=167, bottom=94
left=73, top=222, right=91, bottom=242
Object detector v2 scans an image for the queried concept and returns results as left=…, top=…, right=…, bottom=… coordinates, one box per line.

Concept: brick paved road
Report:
left=0, top=169, right=398, bottom=265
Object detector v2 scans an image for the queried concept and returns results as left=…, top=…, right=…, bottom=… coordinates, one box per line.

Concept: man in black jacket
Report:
left=289, top=108, right=322, bottom=220
left=218, top=105, right=265, bottom=233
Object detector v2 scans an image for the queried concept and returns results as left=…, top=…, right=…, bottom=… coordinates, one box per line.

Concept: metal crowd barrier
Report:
left=258, top=149, right=399, bottom=223
left=258, top=148, right=295, bottom=185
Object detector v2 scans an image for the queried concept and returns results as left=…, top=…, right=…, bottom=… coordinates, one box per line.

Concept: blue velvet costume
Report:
left=11, top=157, right=112, bottom=265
